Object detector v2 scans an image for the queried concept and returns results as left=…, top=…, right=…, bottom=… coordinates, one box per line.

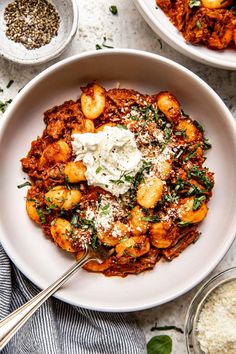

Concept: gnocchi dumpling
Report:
left=81, top=83, right=106, bottom=119
left=157, top=91, right=181, bottom=124
left=137, top=176, right=163, bottom=209
left=150, top=221, right=172, bottom=248
left=176, top=119, right=201, bottom=143
left=40, top=140, right=71, bottom=166
left=26, top=199, right=41, bottom=224
left=129, top=206, right=149, bottom=235
left=115, top=236, right=150, bottom=258
left=201, top=0, right=232, bottom=9
left=51, top=218, right=77, bottom=252
left=64, top=161, right=87, bottom=183
left=178, top=197, right=208, bottom=223
left=45, top=186, right=81, bottom=210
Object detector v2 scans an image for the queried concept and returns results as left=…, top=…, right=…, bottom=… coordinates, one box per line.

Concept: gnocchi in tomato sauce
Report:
left=21, top=83, right=214, bottom=277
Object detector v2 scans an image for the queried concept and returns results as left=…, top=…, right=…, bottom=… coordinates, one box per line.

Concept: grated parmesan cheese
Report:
left=197, top=280, right=236, bottom=354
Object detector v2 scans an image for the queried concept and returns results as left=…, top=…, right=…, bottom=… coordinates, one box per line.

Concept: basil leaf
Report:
left=147, top=335, right=172, bottom=354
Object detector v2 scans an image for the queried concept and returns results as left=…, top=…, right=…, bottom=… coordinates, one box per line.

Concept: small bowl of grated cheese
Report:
left=185, top=267, right=236, bottom=354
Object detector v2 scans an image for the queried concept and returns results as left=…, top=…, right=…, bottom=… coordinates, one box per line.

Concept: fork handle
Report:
left=0, top=246, right=95, bottom=351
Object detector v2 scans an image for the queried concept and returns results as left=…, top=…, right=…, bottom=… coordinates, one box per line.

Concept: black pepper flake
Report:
left=4, top=0, right=60, bottom=50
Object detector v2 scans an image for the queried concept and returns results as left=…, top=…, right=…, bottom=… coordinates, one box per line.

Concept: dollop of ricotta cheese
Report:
left=72, top=126, right=142, bottom=196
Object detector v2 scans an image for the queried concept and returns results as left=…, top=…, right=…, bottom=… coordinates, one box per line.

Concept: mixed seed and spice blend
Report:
left=4, top=0, right=60, bottom=50
left=21, top=83, right=214, bottom=277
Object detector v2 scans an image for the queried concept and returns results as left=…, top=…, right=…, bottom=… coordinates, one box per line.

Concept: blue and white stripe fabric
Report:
left=0, top=244, right=146, bottom=354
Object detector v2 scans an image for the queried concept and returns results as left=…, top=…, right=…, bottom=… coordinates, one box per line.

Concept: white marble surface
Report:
left=0, top=0, right=235, bottom=353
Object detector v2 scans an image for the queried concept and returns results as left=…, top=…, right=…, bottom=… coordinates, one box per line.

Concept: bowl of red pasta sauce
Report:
left=135, top=0, right=236, bottom=70
left=0, top=49, right=236, bottom=311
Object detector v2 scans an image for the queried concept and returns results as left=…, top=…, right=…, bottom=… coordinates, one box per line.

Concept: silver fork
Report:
left=0, top=244, right=99, bottom=351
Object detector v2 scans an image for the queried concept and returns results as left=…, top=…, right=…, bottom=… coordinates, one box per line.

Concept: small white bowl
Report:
left=0, top=0, right=78, bottom=65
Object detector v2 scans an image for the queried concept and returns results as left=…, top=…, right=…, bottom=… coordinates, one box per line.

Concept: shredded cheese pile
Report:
left=197, top=280, right=236, bottom=354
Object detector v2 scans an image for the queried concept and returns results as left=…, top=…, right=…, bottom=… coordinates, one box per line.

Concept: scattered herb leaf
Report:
left=151, top=325, right=184, bottom=334
left=109, top=5, right=118, bottom=15
left=17, top=181, right=31, bottom=188
left=147, top=335, right=172, bottom=354
left=203, top=138, right=212, bottom=150
left=141, top=215, right=160, bottom=223
left=102, top=36, right=114, bottom=48
left=117, top=124, right=128, bottom=129
left=193, top=195, right=206, bottom=211
left=189, top=0, right=201, bottom=8
left=0, top=99, right=12, bottom=113
left=6, top=80, right=14, bottom=88
left=71, top=214, right=79, bottom=227
left=96, top=166, right=102, bottom=174
left=195, top=20, right=202, bottom=29
left=100, top=204, right=110, bottom=216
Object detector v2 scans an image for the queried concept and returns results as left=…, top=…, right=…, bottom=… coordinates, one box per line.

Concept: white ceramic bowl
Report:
left=135, top=0, right=236, bottom=70
left=0, top=49, right=236, bottom=312
left=0, top=0, right=78, bottom=65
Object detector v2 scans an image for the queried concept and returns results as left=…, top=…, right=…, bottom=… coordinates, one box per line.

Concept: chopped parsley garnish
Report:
left=6, top=80, right=14, bottom=88
left=109, top=5, right=118, bottom=15
left=189, top=166, right=213, bottom=191
left=117, top=124, right=128, bottom=129
left=128, top=160, right=152, bottom=208
left=110, top=173, right=134, bottom=185
left=150, top=324, right=184, bottom=334
left=187, top=184, right=204, bottom=196
left=17, top=181, right=31, bottom=188
left=163, top=192, right=178, bottom=204
left=174, top=129, right=187, bottom=138
left=71, top=214, right=79, bottom=227
left=203, top=138, right=212, bottom=150
left=141, top=215, right=160, bottom=223
left=0, top=99, right=12, bottom=113
left=181, top=109, right=189, bottom=118
left=100, top=204, right=110, bottom=216
left=174, top=178, right=189, bottom=192
left=194, top=120, right=204, bottom=132
left=124, top=175, right=134, bottom=182
left=96, top=166, right=102, bottom=174
left=110, top=178, right=125, bottom=185
left=36, top=207, right=46, bottom=224
left=195, top=20, right=202, bottom=30
left=193, top=195, right=206, bottom=211
left=96, top=37, right=114, bottom=50
left=102, top=36, right=114, bottom=48
left=189, top=0, right=201, bottom=8
left=183, top=144, right=200, bottom=162
left=91, top=234, right=98, bottom=249
left=178, top=221, right=192, bottom=227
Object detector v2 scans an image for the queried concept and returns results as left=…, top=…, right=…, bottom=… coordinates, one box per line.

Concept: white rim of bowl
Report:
left=135, top=0, right=236, bottom=70
left=0, top=0, right=78, bottom=65
left=0, top=49, right=236, bottom=311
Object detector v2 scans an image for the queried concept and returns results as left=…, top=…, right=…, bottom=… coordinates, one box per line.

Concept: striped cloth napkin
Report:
left=0, top=244, right=146, bottom=354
